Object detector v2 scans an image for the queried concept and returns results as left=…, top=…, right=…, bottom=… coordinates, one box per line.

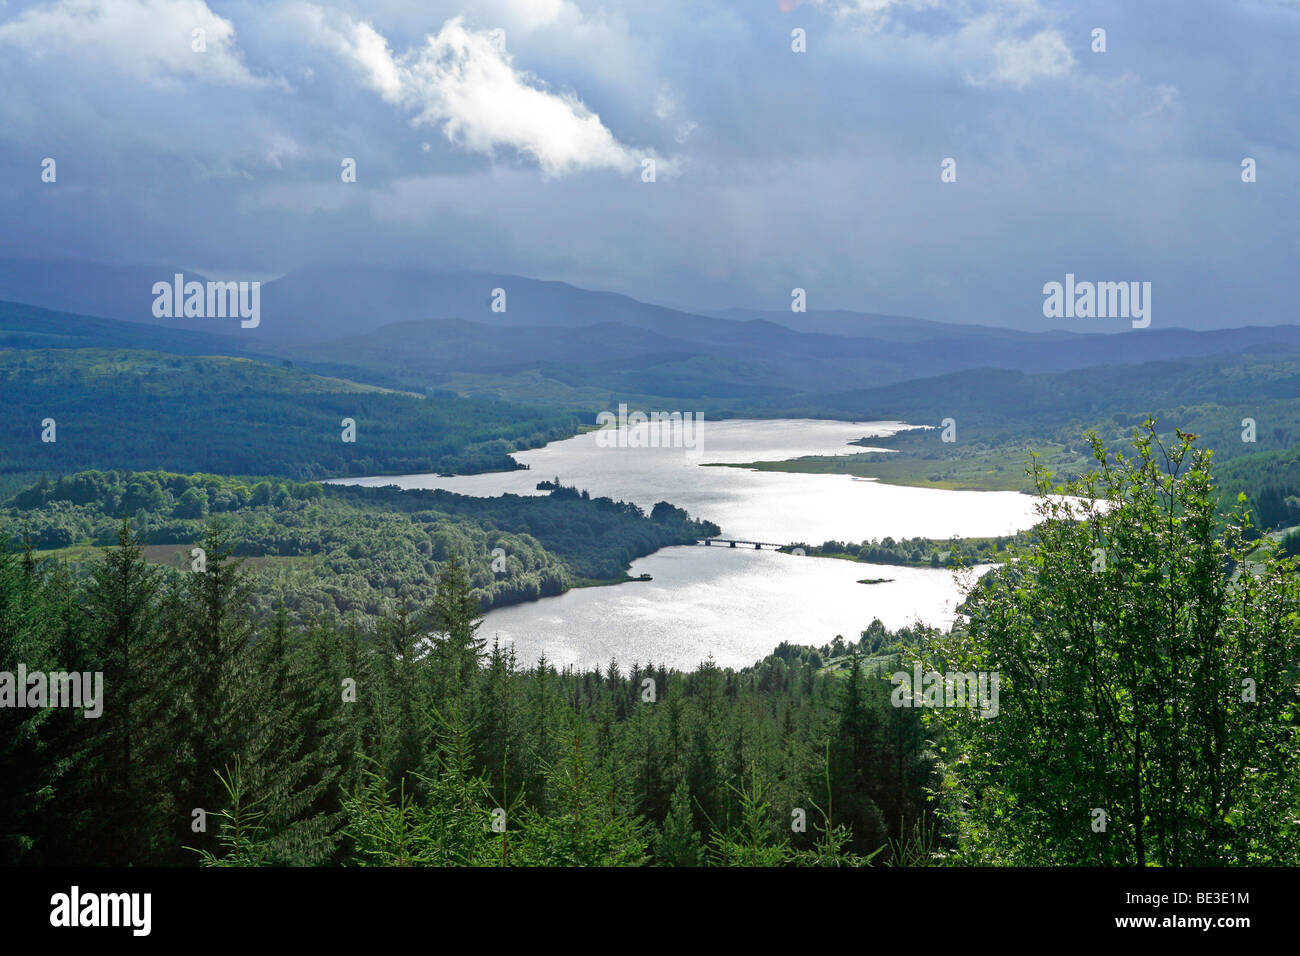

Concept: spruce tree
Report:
left=430, top=555, right=485, bottom=701
left=706, top=765, right=789, bottom=867
left=81, top=522, right=171, bottom=865
left=0, top=541, right=61, bottom=862
left=655, top=781, right=702, bottom=866
left=828, top=650, right=890, bottom=856
left=246, top=606, right=340, bottom=865
left=515, top=714, right=649, bottom=866
left=373, top=598, right=432, bottom=792
left=176, top=523, right=259, bottom=859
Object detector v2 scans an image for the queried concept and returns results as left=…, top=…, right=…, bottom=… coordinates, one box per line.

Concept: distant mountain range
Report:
left=2, top=258, right=1300, bottom=411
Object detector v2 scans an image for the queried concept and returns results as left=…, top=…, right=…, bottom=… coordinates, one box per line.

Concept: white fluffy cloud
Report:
left=305, top=7, right=646, bottom=177
left=0, top=0, right=263, bottom=86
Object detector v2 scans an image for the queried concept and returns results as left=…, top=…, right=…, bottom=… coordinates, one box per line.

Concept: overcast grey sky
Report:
left=0, top=0, right=1296, bottom=329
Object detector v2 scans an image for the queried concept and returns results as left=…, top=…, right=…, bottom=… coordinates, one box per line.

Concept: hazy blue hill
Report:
left=178, top=266, right=1300, bottom=385
left=812, top=347, right=1300, bottom=428
left=282, top=312, right=1300, bottom=409
left=6, top=264, right=1300, bottom=421
left=709, top=307, right=1044, bottom=342
left=0, top=298, right=421, bottom=391
left=983, top=325, right=1300, bottom=373
left=254, top=267, right=1300, bottom=379
left=0, top=298, right=258, bottom=354
left=256, top=265, right=736, bottom=341
left=284, top=317, right=709, bottom=374
left=0, top=259, right=234, bottom=333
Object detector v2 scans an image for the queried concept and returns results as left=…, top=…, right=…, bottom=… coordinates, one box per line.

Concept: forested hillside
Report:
left=0, top=349, right=577, bottom=483
left=2, top=470, right=719, bottom=616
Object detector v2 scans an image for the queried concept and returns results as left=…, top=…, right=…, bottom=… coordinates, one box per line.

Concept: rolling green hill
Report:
left=0, top=347, right=577, bottom=484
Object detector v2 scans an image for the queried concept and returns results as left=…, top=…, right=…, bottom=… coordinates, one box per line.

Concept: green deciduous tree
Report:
left=930, top=424, right=1300, bottom=865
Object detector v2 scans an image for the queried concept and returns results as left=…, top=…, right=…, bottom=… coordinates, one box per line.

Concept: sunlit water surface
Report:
left=331, top=419, right=1040, bottom=668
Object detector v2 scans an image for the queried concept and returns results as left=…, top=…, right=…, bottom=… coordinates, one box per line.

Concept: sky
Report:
left=0, top=0, right=1296, bottom=330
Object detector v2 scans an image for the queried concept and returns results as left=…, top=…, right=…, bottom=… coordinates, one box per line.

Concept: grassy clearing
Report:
left=705, top=439, right=1091, bottom=492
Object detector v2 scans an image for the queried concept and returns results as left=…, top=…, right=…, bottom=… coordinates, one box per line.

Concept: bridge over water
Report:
left=697, top=537, right=794, bottom=551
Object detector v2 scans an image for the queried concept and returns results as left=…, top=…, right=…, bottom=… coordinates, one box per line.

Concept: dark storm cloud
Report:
left=0, top=0, right=1295, bottom=329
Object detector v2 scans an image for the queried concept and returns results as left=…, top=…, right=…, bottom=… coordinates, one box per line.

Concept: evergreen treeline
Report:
left=0, top=524, right=937, bottom=866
